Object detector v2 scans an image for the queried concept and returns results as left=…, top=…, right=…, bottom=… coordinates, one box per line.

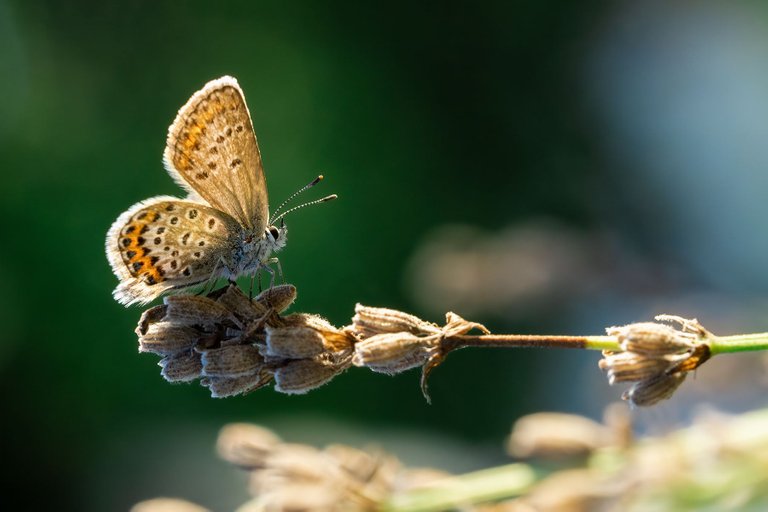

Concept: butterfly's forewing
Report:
left=106, top=196, right=241, bottom=305
left=163, top=76, right=269, bottom=231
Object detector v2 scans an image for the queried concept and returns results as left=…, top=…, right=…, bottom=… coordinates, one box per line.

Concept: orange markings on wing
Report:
left=172, top=89, right=236, bottom=172
left=120, top=212, right=166, bottom=285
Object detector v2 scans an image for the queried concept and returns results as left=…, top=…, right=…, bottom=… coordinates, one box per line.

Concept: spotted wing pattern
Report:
left=163, top=76, right=268, bottom=231
left=106, top=196, right=241, bottom=306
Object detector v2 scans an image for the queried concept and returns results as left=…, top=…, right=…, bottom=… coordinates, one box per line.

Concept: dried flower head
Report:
left=136, top=284, right=356, bottom=397
left=600, top=316, right=713, bottom=406
left=350, top=305, right=489, bottom=401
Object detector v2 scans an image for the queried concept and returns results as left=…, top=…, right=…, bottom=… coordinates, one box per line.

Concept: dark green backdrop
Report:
left=5, top=1, right=766, bottom=510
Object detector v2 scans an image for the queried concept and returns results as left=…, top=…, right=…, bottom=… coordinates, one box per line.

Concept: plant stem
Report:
left=383, top=463, right=539, bottom=512
left=708, top=333, right=768, bottom=355
left=448, top=334, right=619, bottom=351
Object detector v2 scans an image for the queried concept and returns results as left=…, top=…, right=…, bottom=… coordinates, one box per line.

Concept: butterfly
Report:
left=106, top=76, right=333, bottom=306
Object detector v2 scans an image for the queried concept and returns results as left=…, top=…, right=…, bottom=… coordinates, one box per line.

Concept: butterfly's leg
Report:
left=260, top=262, right=276, bottom=289
left=266, top=257, right=284, bottom=284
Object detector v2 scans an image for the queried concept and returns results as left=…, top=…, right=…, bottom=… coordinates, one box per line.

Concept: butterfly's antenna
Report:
left=271, top=175, right=325, bottom=220
left=272, top=194, right=337, bottom=225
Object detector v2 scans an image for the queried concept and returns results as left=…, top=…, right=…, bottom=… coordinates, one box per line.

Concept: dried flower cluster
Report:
left=135, top=284, right=726, bottom=406
left=133, top=406, right=768, bottom=511
left=599, top=315, right=712, bottom=406
left=501, top=406, right=768, bottom=512
left=132, top=423, right=419, bottom=512
left=136, top=284, right=489, bottom=399
left=217, top=423, right=405, bottom=511
left=136, top=284, right=355, bottom=397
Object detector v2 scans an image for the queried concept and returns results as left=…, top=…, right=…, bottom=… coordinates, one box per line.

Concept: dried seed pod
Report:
left=136, top=304, right=168, bottom=336
left=159, top=350, right=203, bottom=382
left=282, top=313, right=355, bottom=352
left=265, top=326, right=327, bottom=359
left=164, top=294, right=241, bottom=328
left=201, top=344, right=264, bottom=377
left=599, top=351, right=675, bottom=384
left=608, top=322, right=694, bottom=356
left=623, top=372, right=687, bottom=407
left=201, top=372, right=272, bottom=398
left=273, top=359, right=345, bottom=394
left=215, top=284, right=268, bottom=321
left=255, top=284, right=297, bottom=313
left=139, top=324, right=201, bottom=355
left=352, top=333, right=434, bottom=375
left=352, top=304, right=439, bottom=338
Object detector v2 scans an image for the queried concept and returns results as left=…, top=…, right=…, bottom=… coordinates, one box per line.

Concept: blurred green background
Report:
left=4, top=0, right=768, bottom=509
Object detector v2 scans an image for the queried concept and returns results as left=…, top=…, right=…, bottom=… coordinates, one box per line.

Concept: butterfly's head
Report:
left=265, top=222, right=287, bottom=252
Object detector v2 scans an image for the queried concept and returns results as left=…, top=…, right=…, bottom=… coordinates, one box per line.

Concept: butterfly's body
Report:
left=106, top=76, right=288, bottom=306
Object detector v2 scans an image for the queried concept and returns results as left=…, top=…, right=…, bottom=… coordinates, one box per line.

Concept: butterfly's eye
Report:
left=268, top=226, right=280, bottom=241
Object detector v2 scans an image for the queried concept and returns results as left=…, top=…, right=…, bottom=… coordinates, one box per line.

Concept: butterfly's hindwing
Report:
left=106, top=196, right=241, bottom=305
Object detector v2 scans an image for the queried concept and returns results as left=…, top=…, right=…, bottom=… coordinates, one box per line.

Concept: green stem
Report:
left=448, top=331, right=768, bottom=356
left=708, top=333, right=768, bottom=355
left=382, top=463, right=539, bottom=512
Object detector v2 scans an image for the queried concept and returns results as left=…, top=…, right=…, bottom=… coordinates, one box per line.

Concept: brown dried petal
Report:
left=607, top=322, right=694, bottom=356
left=159, top=350, right=202, bottom=382
left=623, top=372, right=687, bottom=406
left=201, top=344, right=264, bottom=377
left=202, top=372, right=272, bottom=398
left=254, top=284, right=297, bottom=313
left=273, top=359, right=344, bottom=394
left=265, top=326, right=326, bottom=359
left=164, top=294, right=241, bottom=328
left=139, top=324, right=200, bottom=355
left=352, top=304, right=439, bottom=338
left=352, top=333, right=433, bottom=374
left=217, top=423, right=282, bottom=468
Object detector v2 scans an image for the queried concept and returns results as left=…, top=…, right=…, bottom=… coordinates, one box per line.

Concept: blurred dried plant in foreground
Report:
left=132, top=406, right=768, bottom=512
left=135, top=283, right=768, bottom=406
